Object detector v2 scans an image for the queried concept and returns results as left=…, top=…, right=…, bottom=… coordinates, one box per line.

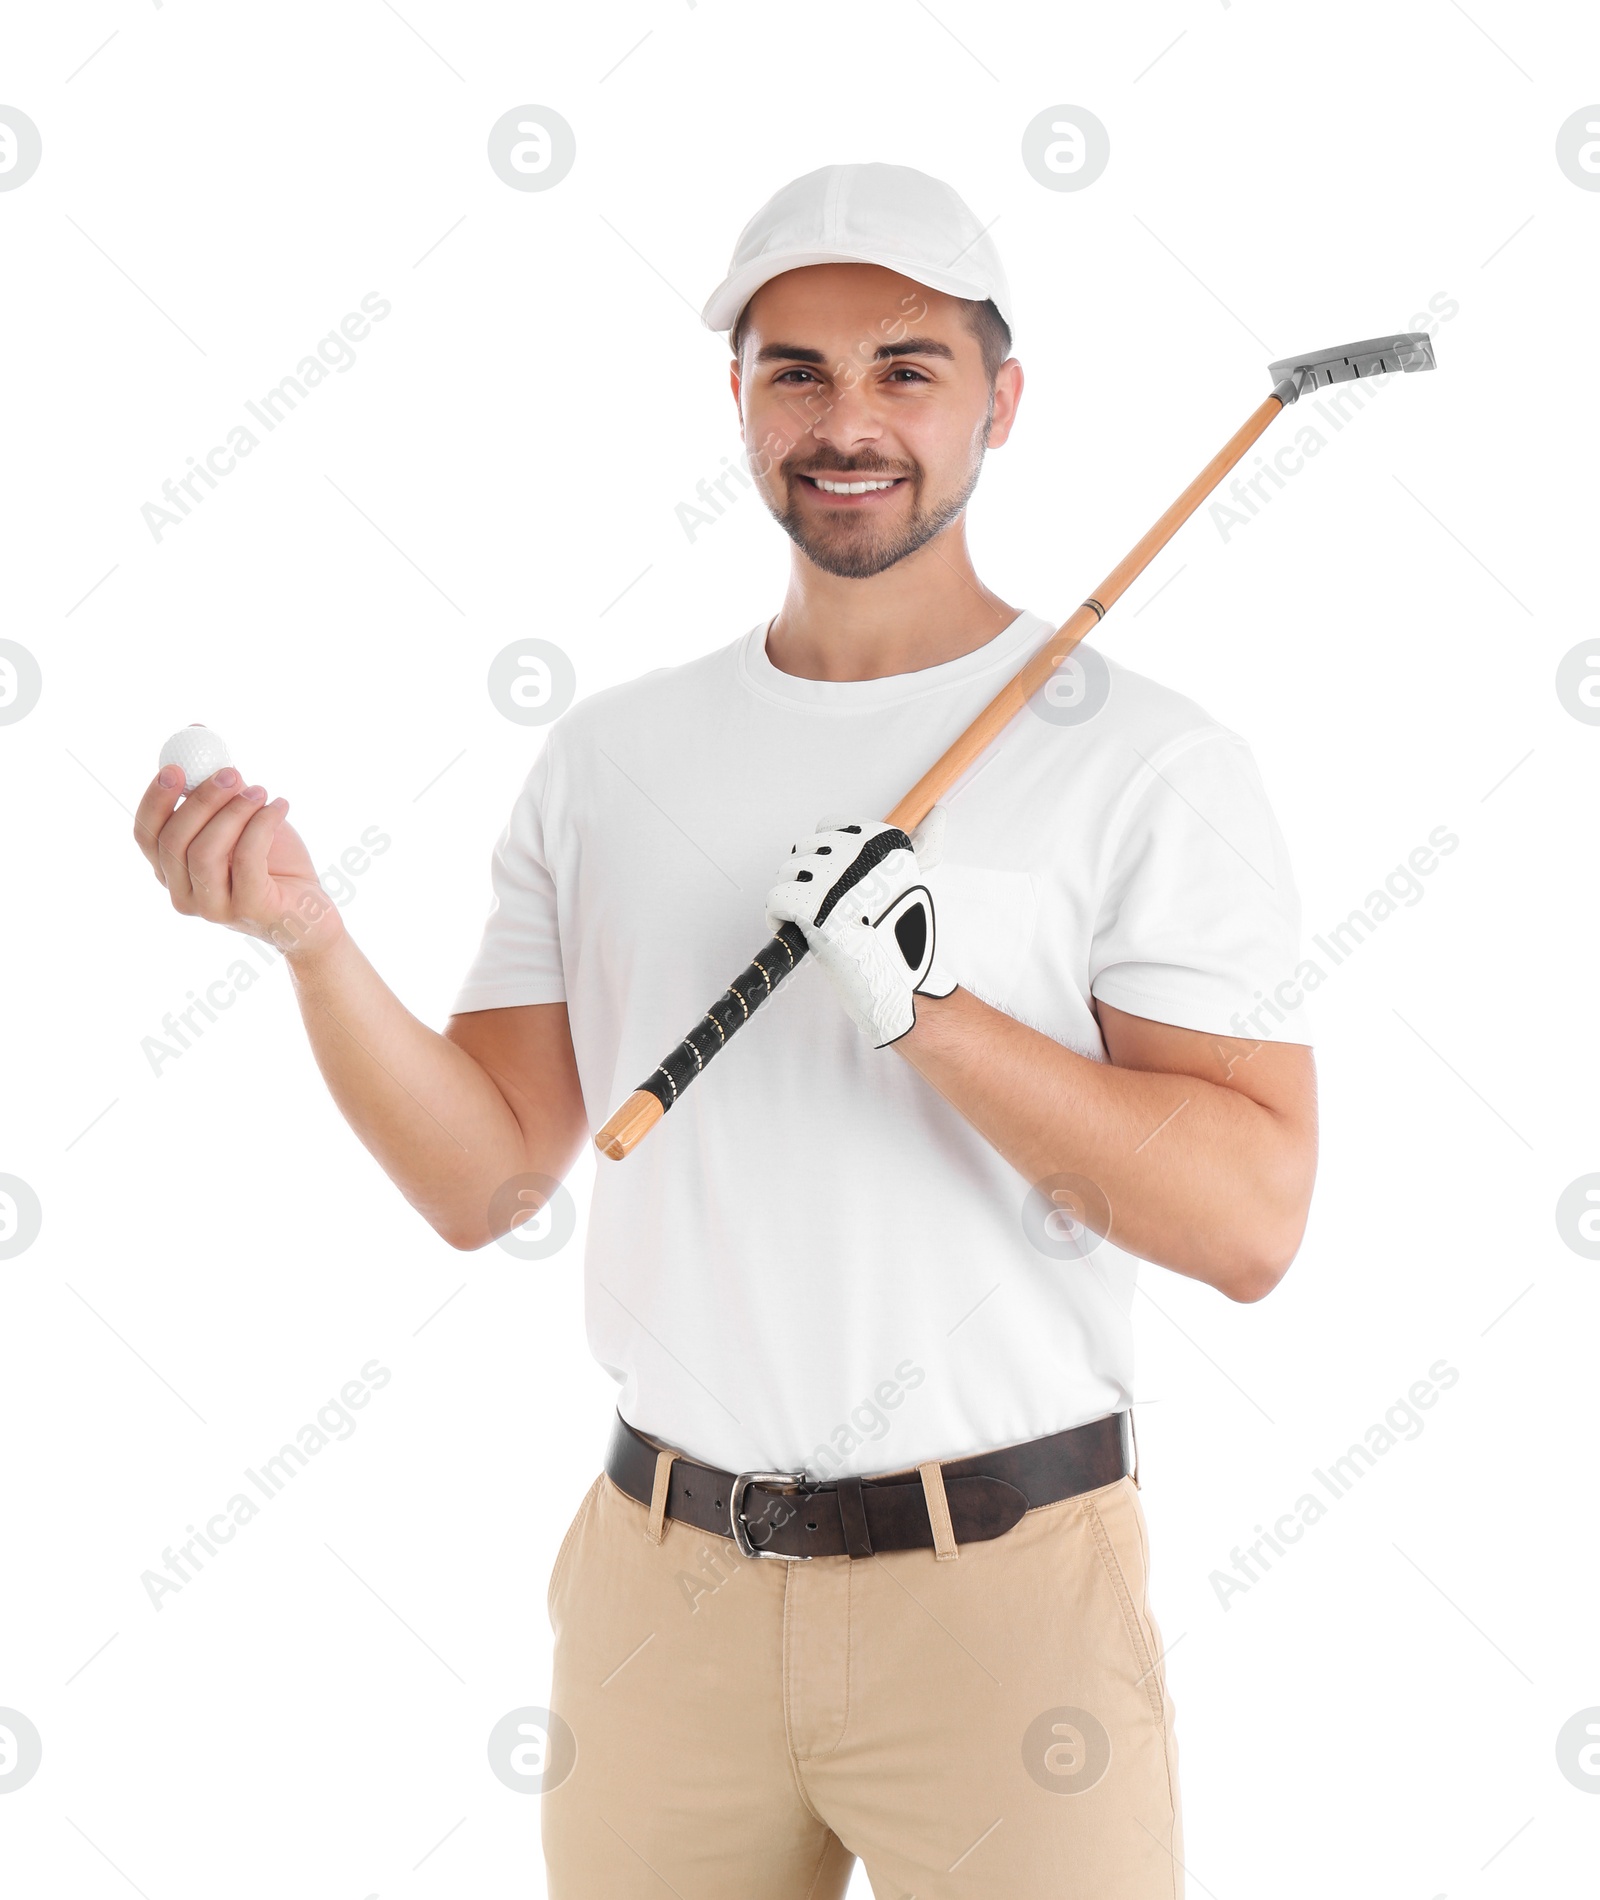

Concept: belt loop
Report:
left=836, top=1474, right=873, bottom=1558
left=646, top=1449, right=677, bottom=1544
left=918, top=1461, right=960, bottom=1561
left=1124, top=1410, right=1140, bottom=1490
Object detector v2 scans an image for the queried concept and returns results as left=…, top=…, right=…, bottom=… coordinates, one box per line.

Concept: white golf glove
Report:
left=765, top=818, right=956, bottom=1048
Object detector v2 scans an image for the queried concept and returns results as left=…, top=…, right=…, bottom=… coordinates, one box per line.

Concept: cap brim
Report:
left=702, top=246, right=1010, bottom=332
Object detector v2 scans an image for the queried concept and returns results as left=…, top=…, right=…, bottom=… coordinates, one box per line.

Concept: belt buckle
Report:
left=729, top=1469, right=812, bottom=1560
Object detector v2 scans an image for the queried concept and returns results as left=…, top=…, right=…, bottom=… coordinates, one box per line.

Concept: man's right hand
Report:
left=133, top=764, right=344, bottom=961
left=132, top=758, right=586, bottom=1253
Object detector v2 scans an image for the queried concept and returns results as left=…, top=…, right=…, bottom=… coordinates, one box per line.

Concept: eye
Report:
left=886, top=366, right=931, bottom=383
left=774, top=368, right=820, bottom=384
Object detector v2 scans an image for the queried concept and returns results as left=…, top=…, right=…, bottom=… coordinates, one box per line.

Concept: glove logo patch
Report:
left=877, top=886, right=936, bottom=989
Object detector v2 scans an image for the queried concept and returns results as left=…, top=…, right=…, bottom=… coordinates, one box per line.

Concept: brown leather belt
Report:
left=604, top=1408, right=1135, bottom=1561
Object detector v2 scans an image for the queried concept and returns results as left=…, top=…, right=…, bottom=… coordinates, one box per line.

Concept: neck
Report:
left=766, top=517, right=1019, bottom=683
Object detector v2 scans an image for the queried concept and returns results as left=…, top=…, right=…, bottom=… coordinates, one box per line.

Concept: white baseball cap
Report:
left=701, top=162, right=1013, bottom=338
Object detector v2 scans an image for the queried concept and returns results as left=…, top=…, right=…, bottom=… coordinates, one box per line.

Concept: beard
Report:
left=767, top=435, right=988, bottom=581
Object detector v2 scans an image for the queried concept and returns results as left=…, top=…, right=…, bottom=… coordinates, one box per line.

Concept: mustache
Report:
left=786, top=455, right=917, bottom=479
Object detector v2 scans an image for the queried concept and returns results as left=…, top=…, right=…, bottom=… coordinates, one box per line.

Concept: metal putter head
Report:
left=1268, top=332, right=1436, bottom=404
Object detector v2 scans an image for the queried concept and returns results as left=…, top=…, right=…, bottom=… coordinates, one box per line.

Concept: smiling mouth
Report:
left=797, top=473, right=908, bottom=500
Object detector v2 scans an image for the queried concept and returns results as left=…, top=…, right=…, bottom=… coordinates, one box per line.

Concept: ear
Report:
left=984, top=358, right=1024, bottom=450
left=729, top=358, right=743, bottom=435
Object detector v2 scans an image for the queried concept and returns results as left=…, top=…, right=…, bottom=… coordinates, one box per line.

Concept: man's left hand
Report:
left=765, top=819, right=955, bottom=1048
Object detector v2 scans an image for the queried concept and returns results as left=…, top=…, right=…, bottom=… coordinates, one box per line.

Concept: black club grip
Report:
left=636, top=921, right=811, bottom=1115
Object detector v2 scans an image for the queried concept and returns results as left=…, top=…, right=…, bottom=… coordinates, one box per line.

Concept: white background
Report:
left=2, top=2, right=1597, bottom=1896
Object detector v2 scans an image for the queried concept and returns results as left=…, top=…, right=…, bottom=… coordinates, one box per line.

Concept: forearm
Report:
left=284, top=923, right=542, bottom=1249
left=898, top=987, right=1313, bottom=1299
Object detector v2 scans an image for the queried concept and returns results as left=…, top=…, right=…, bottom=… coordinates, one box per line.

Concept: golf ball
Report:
left=158, top=724, right=232, bottom=792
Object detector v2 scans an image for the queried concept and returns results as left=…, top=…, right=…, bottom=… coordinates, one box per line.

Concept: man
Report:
left=136, top=163, right=1316, bottom=1897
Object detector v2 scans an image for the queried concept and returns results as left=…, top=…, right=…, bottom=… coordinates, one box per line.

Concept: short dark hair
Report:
left=729, top=294, right=1012, bottom=386
left=962, top=298, right=1012, bottom=385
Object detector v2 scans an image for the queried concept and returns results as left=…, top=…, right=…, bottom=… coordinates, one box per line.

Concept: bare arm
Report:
left=896, top=989, right=1317, bottom=1301
left=287, top=929, right=587, bottom=1250
left=133, top=763, right=587, bottom=1251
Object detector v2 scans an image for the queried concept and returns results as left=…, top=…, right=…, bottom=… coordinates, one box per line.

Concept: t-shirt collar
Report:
left=737, top=607, right=1049, bottom=710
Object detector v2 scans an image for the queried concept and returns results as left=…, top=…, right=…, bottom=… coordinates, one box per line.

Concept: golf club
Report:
left=595, top=331, right=1437, bottom=1161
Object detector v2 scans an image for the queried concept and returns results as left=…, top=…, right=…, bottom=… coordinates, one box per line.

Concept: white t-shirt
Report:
left=453, top=609, right=1307, bottom=1478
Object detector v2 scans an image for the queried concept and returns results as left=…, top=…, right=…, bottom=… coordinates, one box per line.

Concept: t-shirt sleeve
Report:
left=1088, top=727, right=1309, bottom=1044
left=451, top=741, right=566, bottom=1013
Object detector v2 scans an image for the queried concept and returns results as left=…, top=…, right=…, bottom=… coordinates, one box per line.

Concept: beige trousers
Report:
left=541, top=1436, right=1183, bottom=1898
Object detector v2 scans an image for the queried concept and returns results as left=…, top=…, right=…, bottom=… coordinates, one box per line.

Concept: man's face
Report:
left=731, top=263, right=1019, bottom=580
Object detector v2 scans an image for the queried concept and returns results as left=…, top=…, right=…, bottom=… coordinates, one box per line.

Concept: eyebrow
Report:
left=751, top=335, right=957, bottom=366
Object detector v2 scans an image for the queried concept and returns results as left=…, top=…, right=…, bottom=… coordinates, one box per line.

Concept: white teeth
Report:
left=812, top=476, right=898, bottom=494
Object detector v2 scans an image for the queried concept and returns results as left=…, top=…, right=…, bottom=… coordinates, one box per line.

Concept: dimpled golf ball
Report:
left=158, top=724, right=232, bottom=792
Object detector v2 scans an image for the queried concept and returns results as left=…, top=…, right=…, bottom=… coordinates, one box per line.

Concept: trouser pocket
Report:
left=1082, top=1478, right=1166, bottom=1719
left=547, top=1473, right=604, bottom=1624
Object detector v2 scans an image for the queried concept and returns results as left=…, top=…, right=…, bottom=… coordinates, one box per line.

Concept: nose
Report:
left=805, top=373, right=886, bottom=460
